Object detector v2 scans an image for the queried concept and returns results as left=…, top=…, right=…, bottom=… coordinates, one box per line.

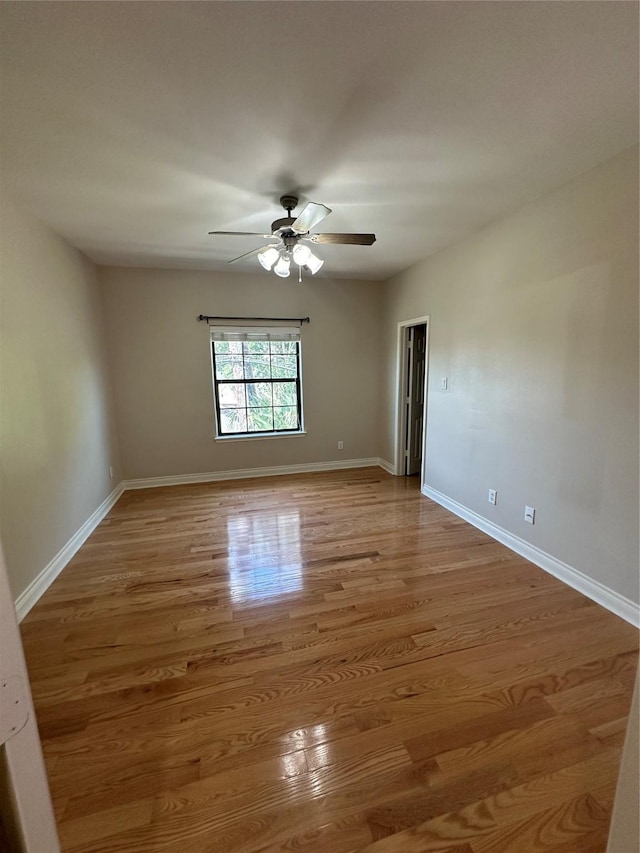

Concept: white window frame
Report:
left=210, top=326, right=306, bottom=441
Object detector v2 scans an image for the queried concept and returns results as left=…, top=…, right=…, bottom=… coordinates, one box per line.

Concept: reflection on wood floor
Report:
left=20, top=468, right=638, bottom=852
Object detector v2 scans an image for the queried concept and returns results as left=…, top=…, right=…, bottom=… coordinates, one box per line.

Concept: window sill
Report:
left=214, top=431, right=307, bottom=443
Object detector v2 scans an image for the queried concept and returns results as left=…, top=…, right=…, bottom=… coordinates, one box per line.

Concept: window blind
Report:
left=210, top=326, right=301, bottom=342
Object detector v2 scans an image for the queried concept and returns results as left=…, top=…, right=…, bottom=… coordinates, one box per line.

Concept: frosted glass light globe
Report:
left=273, top=253, right=291, bottom=278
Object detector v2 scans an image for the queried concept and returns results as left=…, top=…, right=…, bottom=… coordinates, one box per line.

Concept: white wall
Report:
left=99, top=267, right=384, bottom=479
left=0, top=198, right=121, bottom=601
left=381, top=146, right=639, bottom=605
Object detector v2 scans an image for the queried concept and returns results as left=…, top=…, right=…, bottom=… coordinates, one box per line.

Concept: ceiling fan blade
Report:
left=291, top=202, right=332, bottom=234
left=228, top=245, right=272, bottom=264
left=310, top=233, right=376, bottom=246
left=209, top=231, right=274, bottom=238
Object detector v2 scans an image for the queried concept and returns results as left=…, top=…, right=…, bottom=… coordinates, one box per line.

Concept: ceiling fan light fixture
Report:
left=273, top=252, right=291, bottom=278
left=293, top=243, right=323, bottom=273
left=305, top=252, right=324, bottom=275
left=292, top=243, right=312, bottom=265
left=257, top=245, right=280, bottom=271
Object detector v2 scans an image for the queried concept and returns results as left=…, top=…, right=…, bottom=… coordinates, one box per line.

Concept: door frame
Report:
left=0, top=543, right=59, bottom=852
left=394, top=315, right=430, bottom=484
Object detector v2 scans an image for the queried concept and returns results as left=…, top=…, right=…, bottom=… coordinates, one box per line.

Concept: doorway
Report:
left=396, top=316, right=430, bottom=481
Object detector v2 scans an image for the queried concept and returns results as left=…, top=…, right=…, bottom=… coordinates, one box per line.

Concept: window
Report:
left=210, top=326, right=303, bottom=437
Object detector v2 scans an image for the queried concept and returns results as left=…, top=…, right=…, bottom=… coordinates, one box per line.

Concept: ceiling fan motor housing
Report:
left=271, top=216, right=297, bottom=234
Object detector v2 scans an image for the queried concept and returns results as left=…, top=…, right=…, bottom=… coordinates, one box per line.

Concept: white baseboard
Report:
left=377, top=458, right=397, bottom=475
left=123, top=458, right=385, bottom=490
left=15, top=483, right=125, bottom=622
left=423, top=485, right=640, bottom=629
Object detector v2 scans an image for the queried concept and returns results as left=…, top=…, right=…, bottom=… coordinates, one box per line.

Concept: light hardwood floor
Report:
left=20, top=469, right=638, bottom=852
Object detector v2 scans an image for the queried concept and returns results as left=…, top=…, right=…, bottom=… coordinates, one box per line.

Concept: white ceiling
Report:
left=0, top=1, right=637, bottom=281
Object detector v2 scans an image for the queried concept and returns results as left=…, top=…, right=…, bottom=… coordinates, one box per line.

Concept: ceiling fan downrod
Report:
left=280, top=194, right=298, bottom=216
left=271, top=195, right=299, bottom=234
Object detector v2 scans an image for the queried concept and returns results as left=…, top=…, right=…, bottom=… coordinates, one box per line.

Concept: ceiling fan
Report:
left=208, top=195, right=376, bottom=279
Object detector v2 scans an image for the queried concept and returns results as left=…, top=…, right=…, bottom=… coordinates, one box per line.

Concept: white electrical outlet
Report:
left=488, top=489, right=497, bottom=505
left=524, top=505, right=535, bottom=524
left=109, top=466, right=114, bottom=480
left=441, top=378, right=448, bottom=390
left=337, top=441, right=344, bottom=450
